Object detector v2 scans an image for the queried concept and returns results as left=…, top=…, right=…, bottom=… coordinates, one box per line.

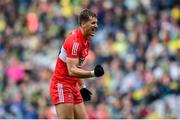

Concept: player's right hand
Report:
left=94, top=65, right=104, bottom=77
left=80, top=88, right=92, bottom=102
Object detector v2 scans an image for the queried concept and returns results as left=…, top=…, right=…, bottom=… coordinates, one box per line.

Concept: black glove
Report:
left=94, top=65, right=104, bottom=77
left=80, top=88, right=92, bottom=102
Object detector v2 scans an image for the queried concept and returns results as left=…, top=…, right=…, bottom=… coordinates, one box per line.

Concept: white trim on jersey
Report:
left=57, top=83, right=64, bottom=103
left=58, top=46, right=67, bottom=62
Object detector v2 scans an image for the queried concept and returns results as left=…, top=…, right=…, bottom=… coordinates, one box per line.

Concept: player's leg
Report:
left=74, top=102, right=88, bottom=119
left=55, top=103, right=74, bottom=119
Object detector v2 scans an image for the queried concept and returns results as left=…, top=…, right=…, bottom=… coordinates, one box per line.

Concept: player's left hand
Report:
left=94, top=64, right=104, bottom=77
left=80, top=88, right=92, bottom=102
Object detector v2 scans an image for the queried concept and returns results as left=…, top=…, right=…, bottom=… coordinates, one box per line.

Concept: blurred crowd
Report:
left=0, top=0, right=179, bottom=119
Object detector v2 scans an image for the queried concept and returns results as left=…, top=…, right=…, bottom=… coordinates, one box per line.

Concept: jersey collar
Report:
left=77, top=28, right=89, bottom=46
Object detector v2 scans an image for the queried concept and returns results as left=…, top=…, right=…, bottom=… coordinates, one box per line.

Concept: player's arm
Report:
left=66, top=57, right=104, bottom=78
left=78, top=79, right=86, bottom=88
left=66, top=57, right=93, bottom=78
left=65, top=39, right=104, bottom=78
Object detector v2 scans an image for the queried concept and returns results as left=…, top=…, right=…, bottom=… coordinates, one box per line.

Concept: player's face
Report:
left=85, top=17, right=98, bottom=37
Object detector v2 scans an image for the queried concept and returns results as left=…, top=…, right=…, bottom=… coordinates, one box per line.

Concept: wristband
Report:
left=80, top=84, right=86, bottom=89
left=90, top=70, right=95, bottom=77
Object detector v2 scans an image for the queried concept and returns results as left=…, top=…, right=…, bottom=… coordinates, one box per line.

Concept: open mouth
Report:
left=91, top=27, right=96, bottom=35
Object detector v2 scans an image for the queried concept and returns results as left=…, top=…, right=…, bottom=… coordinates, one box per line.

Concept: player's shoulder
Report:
left=65, top=29, right=81, bottom=43
left=63, top=29, right=82, bottom=49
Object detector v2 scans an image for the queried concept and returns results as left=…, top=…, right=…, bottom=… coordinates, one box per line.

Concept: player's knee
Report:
left=55, top=103, right=74, bottom=119
left=56, top=110, right=74, bottom=119
left=58, top=114, right=74, bottom=119
left=74, top=103, right=88, bottom=119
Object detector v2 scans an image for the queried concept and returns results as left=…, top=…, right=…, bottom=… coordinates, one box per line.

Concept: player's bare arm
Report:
left=66, top=57, right=104, bottom=78
left=66, top=57, right=94, bottom=78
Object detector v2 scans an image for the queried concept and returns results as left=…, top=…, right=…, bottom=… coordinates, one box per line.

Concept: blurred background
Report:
left=0, top=0, right=180, bottom=119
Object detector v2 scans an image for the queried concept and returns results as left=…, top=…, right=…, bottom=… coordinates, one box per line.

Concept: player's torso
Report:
left=52, top=29, right=90, bottom=83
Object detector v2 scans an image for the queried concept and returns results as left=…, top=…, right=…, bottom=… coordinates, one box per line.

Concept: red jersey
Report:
left=51, top=28, right=90, bottom=85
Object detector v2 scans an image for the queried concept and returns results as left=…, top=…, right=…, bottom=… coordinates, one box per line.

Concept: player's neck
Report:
left=79, top=27, right=89, bottom=40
